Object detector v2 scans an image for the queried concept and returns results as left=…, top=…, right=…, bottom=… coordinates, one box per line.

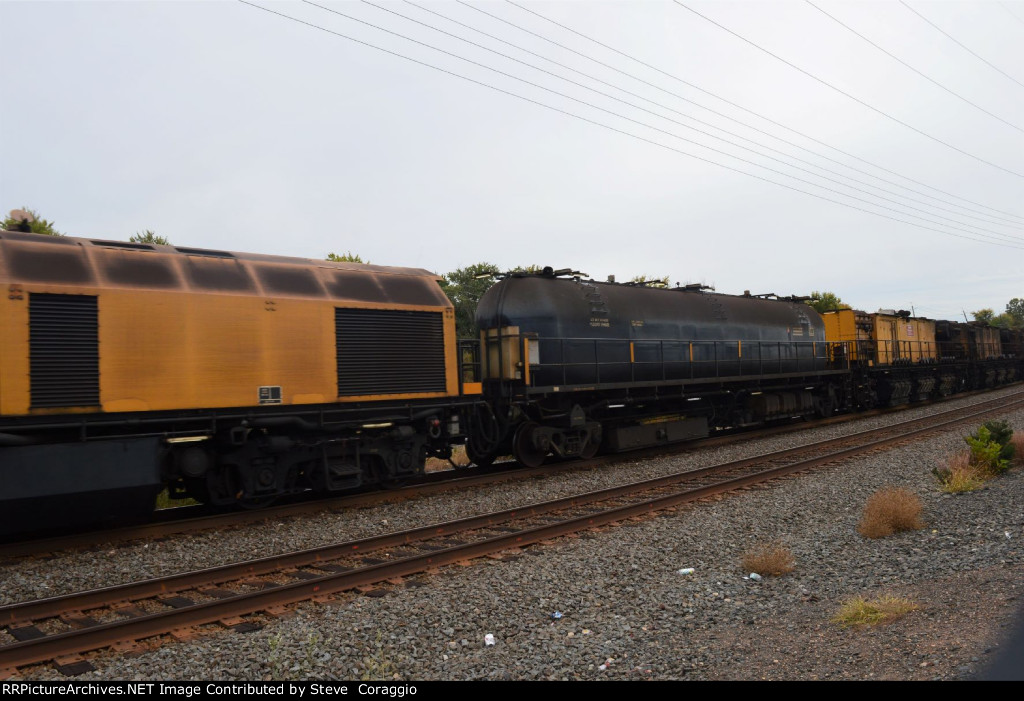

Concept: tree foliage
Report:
left=991, top=313, right=1016, bottom=329
left=972, top=308, right=995, bottom=324
left=438, top=263, right=501, bottom=339
left=971, top=303, right=1024, bottom=329
left=808, top=291, right=850, bottom=314
left=326, top=251, right=366, bottom=263
left=130, top=230, right=171, bottom=245
left=1006, top=298, right=1024, bottom=326
left=2, top=208, right=63, bottom=236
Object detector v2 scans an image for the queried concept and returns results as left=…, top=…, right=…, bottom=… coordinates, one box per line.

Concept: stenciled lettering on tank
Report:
left=579, top=279, right=610, bottom=328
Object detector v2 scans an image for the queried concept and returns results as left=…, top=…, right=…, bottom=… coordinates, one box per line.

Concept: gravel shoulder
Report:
left=5, top=392, right=1024, bottom=680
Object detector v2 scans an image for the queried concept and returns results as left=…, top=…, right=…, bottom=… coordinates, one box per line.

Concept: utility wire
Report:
left=305, top=0, right=1018, bottom=245
left=235, top=0, right=1024, bottom=250
left=901, top=0, right=1024, bottom=90
left=674, top=1, right=1024, bottom=179
left=806, top=0, right=1023, bottom=134
left=499, top=0, right=1024, bottom=223
left=1000, top=2, right=1024, bottom=28
left=376, top=0, right=1023, bottom=241
left=409, top=0, right=1022, bottom=232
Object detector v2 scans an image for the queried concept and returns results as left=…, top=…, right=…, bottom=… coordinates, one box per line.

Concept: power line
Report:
left=378, top=0, right=1024, bottom=241
left=1003, top=2, right=1024, bottom=27
left=806, top=0, right=1023, bottom=134
left=308, top=0, right=1018, bottom=245
left=901, top=0, right=1024, bottom=90
left=236, top=0, right=1024, bottom=250
left=414, top=0, right=1023, bottom=232
left=498, top=0, right=1024, bottom=223
left=673, top=1, right=1024, bottom=179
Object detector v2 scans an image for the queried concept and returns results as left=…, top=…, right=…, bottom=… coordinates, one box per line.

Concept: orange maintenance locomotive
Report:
left=0, top=231, right=479, bottom=535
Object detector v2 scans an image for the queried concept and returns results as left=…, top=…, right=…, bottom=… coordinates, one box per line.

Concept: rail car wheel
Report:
left=237, top=495, right=278, bottom=510
left=817, top=396, right=835, bottom=419
left=513, top=421, right=548, bottom=468
left=579, top=425, right=602, bottom=459
left=465, top=440, right=496, bottom=468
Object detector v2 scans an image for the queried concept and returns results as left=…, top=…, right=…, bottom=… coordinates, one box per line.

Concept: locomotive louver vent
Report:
left=336, top=308, right=446, bottom=396
left=29, top=293, right=100, bottom=408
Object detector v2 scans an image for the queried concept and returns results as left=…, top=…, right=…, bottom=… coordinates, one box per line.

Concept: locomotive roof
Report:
left=0, top=230, right=450, bottom=306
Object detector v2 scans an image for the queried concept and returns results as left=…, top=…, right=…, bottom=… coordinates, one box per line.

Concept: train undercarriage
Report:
left=3, top=359, right=1019, bottom=539
left=0, top=399, right=473, bottom=538
left=466, top=372, right=851, bottom=468
left=467, top=356, right=1022, bottom=469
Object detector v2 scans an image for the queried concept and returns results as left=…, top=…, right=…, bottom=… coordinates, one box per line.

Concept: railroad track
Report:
left=4, top=385, right=1019, bottom=560
left=2, top=388, right=1021, bottom=676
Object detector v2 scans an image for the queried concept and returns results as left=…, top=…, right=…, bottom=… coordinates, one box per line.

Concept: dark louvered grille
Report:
left=29, top=293, right=100, bottom=408
left=336, top=308, right=446, bottom=396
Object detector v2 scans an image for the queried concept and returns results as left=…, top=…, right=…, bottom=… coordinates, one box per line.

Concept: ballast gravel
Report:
left=5, top=389, right=1024, bottom=680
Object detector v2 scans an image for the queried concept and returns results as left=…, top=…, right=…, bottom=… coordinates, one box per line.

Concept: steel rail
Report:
left=1, top=391, right=1021, bottom=671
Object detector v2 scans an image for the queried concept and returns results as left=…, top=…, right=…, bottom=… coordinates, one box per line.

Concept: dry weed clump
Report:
left=832, top=595, right=918, bottom=627
left=933, top=451, right=987, bottom=494
left=740, top=540, right=796, bottom=576
left=857, top=486, right=923, bottom=538
left=1013, top=433, right=1024, bottom=467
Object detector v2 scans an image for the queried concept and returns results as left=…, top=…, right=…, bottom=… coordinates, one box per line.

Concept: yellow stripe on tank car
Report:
left=522, top=337, right=531, bottom=386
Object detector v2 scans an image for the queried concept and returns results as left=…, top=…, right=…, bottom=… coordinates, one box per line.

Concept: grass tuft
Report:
left=933, top=451, right=987, bottom=493
left=267, top=632, right=331, bottom=681
left=154, top=489, right=198, bottom=509
left=360, top=632, right=400, bottom=681
left=857, top=487, right=923, bottom=538
left=740, top=540, right=796, bottom=576
left=832, top=595, right=918, bottom=627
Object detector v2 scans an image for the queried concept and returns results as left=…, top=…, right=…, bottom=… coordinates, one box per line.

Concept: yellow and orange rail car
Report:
left=0, top=231, right=480, bottom=535
left=821, top=309, right=938, bottom=365
left=822, top=308, right=1019, bottom=406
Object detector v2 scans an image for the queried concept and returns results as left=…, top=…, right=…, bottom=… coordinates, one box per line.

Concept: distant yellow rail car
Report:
left=936, top=320, right=1003, bottom=361
left=822, top=309, right=938, bottom=365
left=822, top=308, right=1019, bottom=406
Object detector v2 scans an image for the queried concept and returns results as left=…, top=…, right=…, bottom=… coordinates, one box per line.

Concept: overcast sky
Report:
left=2, top=0, right=1021, bottom=320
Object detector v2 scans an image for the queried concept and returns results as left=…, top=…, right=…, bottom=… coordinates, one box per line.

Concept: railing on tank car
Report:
left=481, top=332, right=843, bottom=388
